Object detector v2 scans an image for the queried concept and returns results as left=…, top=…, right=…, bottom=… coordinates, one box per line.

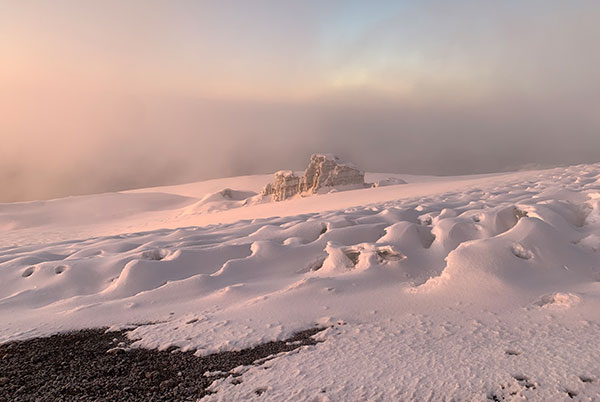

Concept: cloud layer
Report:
left=1, top=1, right=599, bottom=202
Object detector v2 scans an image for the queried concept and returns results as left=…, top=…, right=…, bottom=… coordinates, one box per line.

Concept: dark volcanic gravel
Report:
left=0, top=326, right=324, bottom=401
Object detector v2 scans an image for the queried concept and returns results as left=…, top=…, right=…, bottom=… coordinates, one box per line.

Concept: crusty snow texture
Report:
left=1, top=164, right=600, bottom=401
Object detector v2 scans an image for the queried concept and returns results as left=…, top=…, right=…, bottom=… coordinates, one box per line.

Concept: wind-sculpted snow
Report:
left=1, top=164, right=600, bottom=400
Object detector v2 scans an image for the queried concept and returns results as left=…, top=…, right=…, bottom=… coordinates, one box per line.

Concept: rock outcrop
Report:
left=262, top=170, right=301, bottom=202
left=263, top=154, right=367, bottom=201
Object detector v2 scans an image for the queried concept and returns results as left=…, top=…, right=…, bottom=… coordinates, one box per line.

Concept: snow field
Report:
left=1, top=164, right=600, bottom=400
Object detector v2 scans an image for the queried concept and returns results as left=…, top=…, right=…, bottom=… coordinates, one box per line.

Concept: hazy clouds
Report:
left=1, top=0, right=599, bottom=202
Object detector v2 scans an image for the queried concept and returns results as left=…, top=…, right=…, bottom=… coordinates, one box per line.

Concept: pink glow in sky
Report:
left=1, top=0, right=600, bottom=201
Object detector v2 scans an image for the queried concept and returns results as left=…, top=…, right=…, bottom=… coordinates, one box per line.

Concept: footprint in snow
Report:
left=564, top=388, right=578, bottom=398
left=512, top=374, right=535, bottom=388
left=487, top=374, right=538, bottom=401
left=254, top=386, right=267, bottom=396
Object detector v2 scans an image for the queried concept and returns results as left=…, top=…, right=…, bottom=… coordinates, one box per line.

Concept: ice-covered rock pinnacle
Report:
left=263, top=154, right=367, bottom=201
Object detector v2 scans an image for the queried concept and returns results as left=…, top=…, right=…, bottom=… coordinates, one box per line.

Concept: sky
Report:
left=1, top=0, right=600, bottom=202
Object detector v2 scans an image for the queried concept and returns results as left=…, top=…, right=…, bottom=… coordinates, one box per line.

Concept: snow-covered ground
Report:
left=1, top=165, right=600, bottom=401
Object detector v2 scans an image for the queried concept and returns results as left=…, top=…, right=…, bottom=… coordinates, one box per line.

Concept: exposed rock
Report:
left=263, top=154, right=367, bottom=201
left=0, top=327, right=325, bottom=402
left=264, top=170, right=301, bottom=202
left=300, top=154, right=365, bottom=193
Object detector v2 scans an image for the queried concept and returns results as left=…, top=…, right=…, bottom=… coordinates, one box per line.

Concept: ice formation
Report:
left=262, top=154, right=367, bottom=201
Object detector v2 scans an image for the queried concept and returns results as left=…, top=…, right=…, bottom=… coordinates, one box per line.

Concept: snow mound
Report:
left=179, top=188, right=258, bottom=215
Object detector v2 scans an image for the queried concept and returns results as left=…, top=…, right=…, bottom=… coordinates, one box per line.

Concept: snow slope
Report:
left=1, top=165, right=600, bottom=401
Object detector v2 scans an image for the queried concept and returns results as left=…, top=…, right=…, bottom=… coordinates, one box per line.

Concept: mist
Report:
left=1, top=0, right=599, bottom=202
left=2, top=91, right=599, bottom=203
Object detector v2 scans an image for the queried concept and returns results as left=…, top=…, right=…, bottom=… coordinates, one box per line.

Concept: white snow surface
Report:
left=2, top=166, right=600, bottom=401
